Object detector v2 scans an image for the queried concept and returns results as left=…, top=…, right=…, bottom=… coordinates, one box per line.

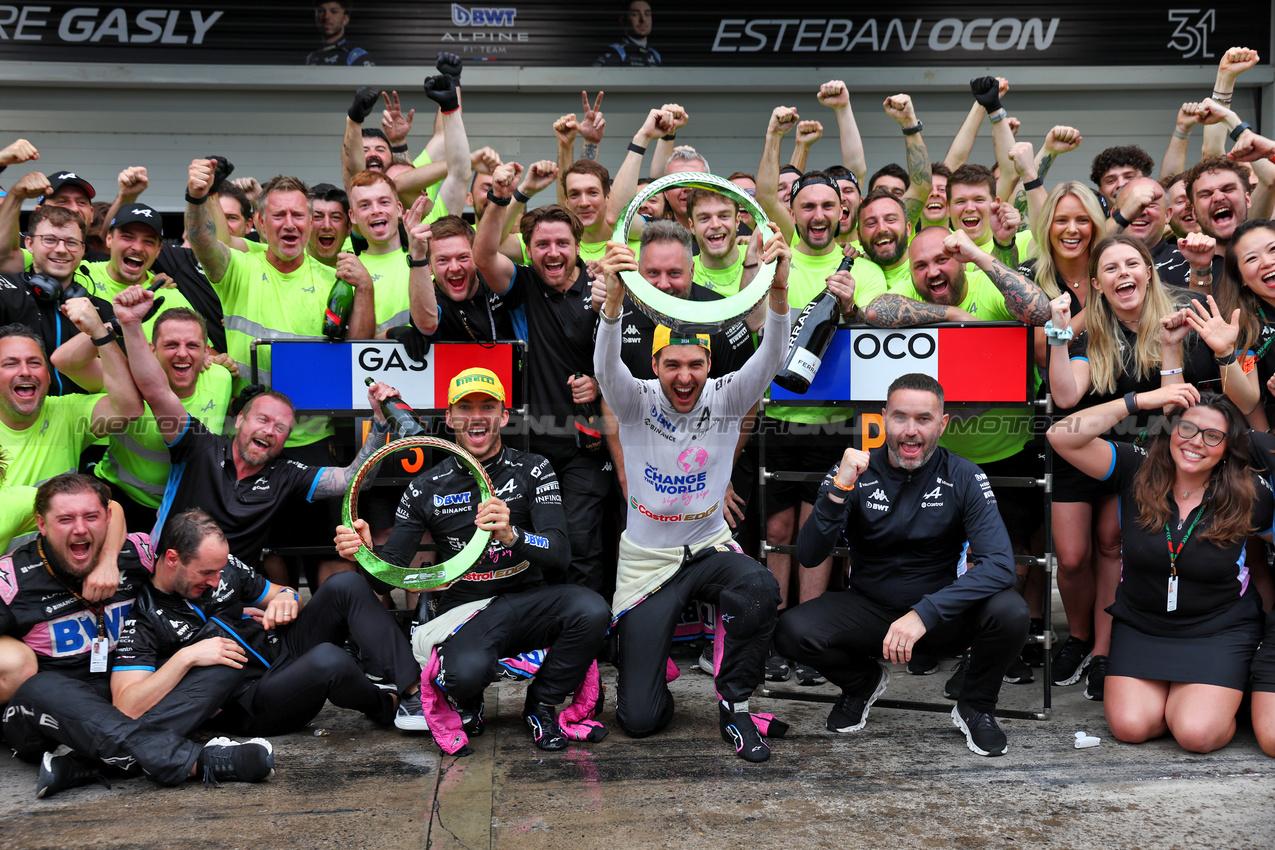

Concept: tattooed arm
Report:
left=863, top=293, right=975, bottom=328
left=184, top=158, right=232, bottom=284
left=945, top=230, right=1050, bottom=325
left=309, top=381, right=398, bottom=498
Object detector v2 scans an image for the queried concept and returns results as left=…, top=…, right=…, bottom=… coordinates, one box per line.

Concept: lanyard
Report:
left=1255, top=304, right=1275, bottom=361
left=1164, top=503, right=1206, bottom=579
left=38, top=538, right=104, bottom=638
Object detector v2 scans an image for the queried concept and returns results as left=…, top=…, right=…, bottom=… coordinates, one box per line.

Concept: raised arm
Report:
left=817, top=80, right=866, bottom=185
left=944, top=102, right=984, bottom=170
left=308, top=382, right=393, bottom=499
left=945, top=229, right=1048, bottom=325
left=184, top=158, right=232, bottom=284
left=80, top=298, right=143, bottom=438
left=756, top=106, right=799, bottom=243
left=1203, top=47, right=1260, bottom=159
left=1008, top=141, right=1048, bottom=234
left=423, top=73, right=472, bottom=220
left=607, top=108, right=672, bottom=234
left=862, top=294, right=974, bottom=328
left=1044, top=295, right=1092, bottom=409
left=1050, top=384, right=1200, bottom=477
left=647, top=104, right=687, bottom=180
left=116, top=286, right=189, bottom=444
left=553, top=112, right=579, bottom=206
left=1161, top=103, right=1203, bottom=180
left=788, top=120, right=823, bottom=173
left=1196, top=97, right=1275, bottom=219
left=594, top=241, right=644, bottom=424
left=404, top=197, right=440, bottom=334
left=883, top=94, right=932, bottom=224
left=473, top=162, right=522, bottom=295
left=578, top=91, right=605, bottom=162
left=380, top=90, right=416, bottom=168
left=0, top=172, right=50, bottom=274
left=341, top=86, right=382, bottom=186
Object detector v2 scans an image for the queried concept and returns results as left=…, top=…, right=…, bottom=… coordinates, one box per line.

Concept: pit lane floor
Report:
left=3, top=635, right=1274, bottom=849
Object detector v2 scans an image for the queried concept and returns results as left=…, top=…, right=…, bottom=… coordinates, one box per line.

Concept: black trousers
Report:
left=436, top=584, right=611, bottom=707
left=542, top=446, right=613, bottom=593
left=3, top=663, right=244, bottom=786
left=226, top=571, right=421, bottom=737
left=774, top=587, right=1029, bottom=712
left=615, top=543, right=781, bottom=737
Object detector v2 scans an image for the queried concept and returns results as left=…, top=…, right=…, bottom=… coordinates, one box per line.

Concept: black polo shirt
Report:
left=155, top=416, right=325, bottom=566
left=494, top=261, right=598, bottom=450
left=430, top=274, right=516, bottom=343
left=1149, top=237, right=1190, bottom=288
left=614, top=286, right=753, bottom=381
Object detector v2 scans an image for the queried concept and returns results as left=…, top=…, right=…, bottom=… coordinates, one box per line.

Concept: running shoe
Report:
left=1084, top=655, right=1109, bottom=701
left=944, top=651, right=969, bottom=700
left=522, top=702, right=568, bottom=751
left=795, top=664, right=826, bottom=686
left=1051, top=636, right=1094, bottom=686
left=765, top=651, right=793, bottom=682
left=196, top=737, right=275, bottom=787
left=1002, top=656, right=1034, bottom=684
left=952, top=702, right=1007, bottom=756
left=394, top=689, right=430, bottom=732
left=697, top=643, right=715, bottom=675
left=36, top=749, right=110, bottom=799
left=827, top=663, right=889, bottom=732
left=719, top=703, right=770, bottom=762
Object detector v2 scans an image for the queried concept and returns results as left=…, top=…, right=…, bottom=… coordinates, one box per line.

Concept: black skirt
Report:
left=1108, top=616, right=1262, bottom=690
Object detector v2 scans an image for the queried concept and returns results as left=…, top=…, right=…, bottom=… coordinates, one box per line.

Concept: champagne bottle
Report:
left=773, top=256, right=852, bottom=394
left=573, top=372, right=603, bottom=453
left=366, top=376, right=426, bottom=437
left=323, top=277, right=355, bottom=340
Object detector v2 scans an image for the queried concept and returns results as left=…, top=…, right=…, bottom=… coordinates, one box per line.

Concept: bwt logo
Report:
left=451, top=4, right=517, bottom=26
left=433, top=492, right=471, bottom=507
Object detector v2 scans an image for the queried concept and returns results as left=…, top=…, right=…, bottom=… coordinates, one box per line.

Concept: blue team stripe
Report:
left=210, top=616, right=271, bottom=668
left=112, top=665, right=156, bottom=673
left=163, top=413, right=192, bottom=448
left=152, top=461, right=188, bottom=542
left=1100, top=443, right=1116, bottom=481
left=1070, top=356, right=1089, bottom=363
left=306, top=470, right=329, bottom=503
left=251, top=583, right=274, bottom=607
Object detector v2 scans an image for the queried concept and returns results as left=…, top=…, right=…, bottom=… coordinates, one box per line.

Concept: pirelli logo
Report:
left=455, top=374, right=496, bottom=388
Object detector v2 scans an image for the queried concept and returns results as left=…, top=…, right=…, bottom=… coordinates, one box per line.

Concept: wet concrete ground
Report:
left=3, top=637, right=1275, bottom=849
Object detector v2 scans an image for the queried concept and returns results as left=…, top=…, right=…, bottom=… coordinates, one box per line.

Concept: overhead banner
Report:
left=0, top=3, right=1266, bottom=67
left=769, top=325, right=1033, bottom=404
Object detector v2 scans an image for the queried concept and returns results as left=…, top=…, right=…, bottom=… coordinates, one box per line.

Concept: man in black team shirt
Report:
left=1108, top=176, right=1190, bottom=288
left=593, top=1, right=660, bottom=67
left=1, top=474, right=274, bottom=798
left=407, top=214, right=515, bottom=344
left=306, top=1, right=373, bottom=66
left=774, top=374, right=1028, bottom=758
left=335, top=368, right=610, bottom=752
left=474, top=163, right=610, bottom=593
left=112, top=508, right=426, bottom=737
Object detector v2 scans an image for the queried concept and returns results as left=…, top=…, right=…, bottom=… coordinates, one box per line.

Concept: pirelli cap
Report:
left=448, top=367, right=506, bottom=405
left=110, top=203, right=162, bottom=237
left=652, top=325, right=711, bottom=357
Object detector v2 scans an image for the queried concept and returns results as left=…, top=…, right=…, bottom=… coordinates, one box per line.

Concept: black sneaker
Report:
left=1002, top=656, right=1034, bottom=684
left=394, top=689, right=430, bottom=732
left=907, top=652, right=940, bottom=675
left=1051, top=636, right=1094, bottom=686
left=719, top=704, right=770, bottom=762
left=765, top=651, right=792, bottom=682
left=794, top=664, right=826, bottom=686
left=952, top=702, right=1007, bottom=757
left=1084, top=655, right=1108, bottom=701
left=36, top=749, right=110, bottom=799
left=827, top=664, right=889, bottom=732
left=696, top=644, right=715, bottom=675
left=196, top=737, right=275, bottom=787
left=522, top=703, right=568, bottom=751
left=943, top=651, right=969, bottom=700
left=458, top=696, right=485, bottom=736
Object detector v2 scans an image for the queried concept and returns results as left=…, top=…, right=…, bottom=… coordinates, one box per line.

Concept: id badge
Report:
left=1167, top=576, right=1179, bottom=612
left=90, top=637, right=109, bottom=673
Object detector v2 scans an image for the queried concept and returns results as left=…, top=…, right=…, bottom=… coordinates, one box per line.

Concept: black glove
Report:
left=386, top=324, right=431, bottom=364
left=423, top=75, right=460, bottom=113
left=436, top=52, right=463, bottom=81
left=205, top=155, right=235, bottom=194
left=348, top=86, right=380, bottom=123
left=969, top=77, right=1001, bottom=113
left=231, top=383, right=268, bottom=416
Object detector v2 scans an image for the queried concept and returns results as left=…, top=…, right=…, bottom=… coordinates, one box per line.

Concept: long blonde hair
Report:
left=1031, top=183, right=1106, bottom=299
left=1085, top=234, right=1191, bottom=396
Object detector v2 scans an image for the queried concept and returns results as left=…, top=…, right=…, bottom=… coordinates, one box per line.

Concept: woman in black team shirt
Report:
left=1214, top=219, right=1275, bottom=429
left=1049, top=384, right=1272, bottom=753
left=1043, top=234, right=1257, bottom=700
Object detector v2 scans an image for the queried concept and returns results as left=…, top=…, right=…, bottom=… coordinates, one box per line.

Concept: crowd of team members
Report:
left=5, top=46, right=1275, bottom=797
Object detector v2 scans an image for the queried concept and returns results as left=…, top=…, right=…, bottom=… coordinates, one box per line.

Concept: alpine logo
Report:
left=921, top=485, right=945, bottom=508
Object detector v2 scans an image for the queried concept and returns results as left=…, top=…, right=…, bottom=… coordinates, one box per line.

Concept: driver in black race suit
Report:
left=593, top=228, right=789, bottom=762
left=773, top=373, right=1028, bottom=757
left=335, top=368, right=610, bottom=754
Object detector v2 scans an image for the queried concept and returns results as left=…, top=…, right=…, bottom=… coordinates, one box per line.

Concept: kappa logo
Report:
left=868, top=488, right=888, bottom=502
left=624, top=324, right=639, bottom=335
